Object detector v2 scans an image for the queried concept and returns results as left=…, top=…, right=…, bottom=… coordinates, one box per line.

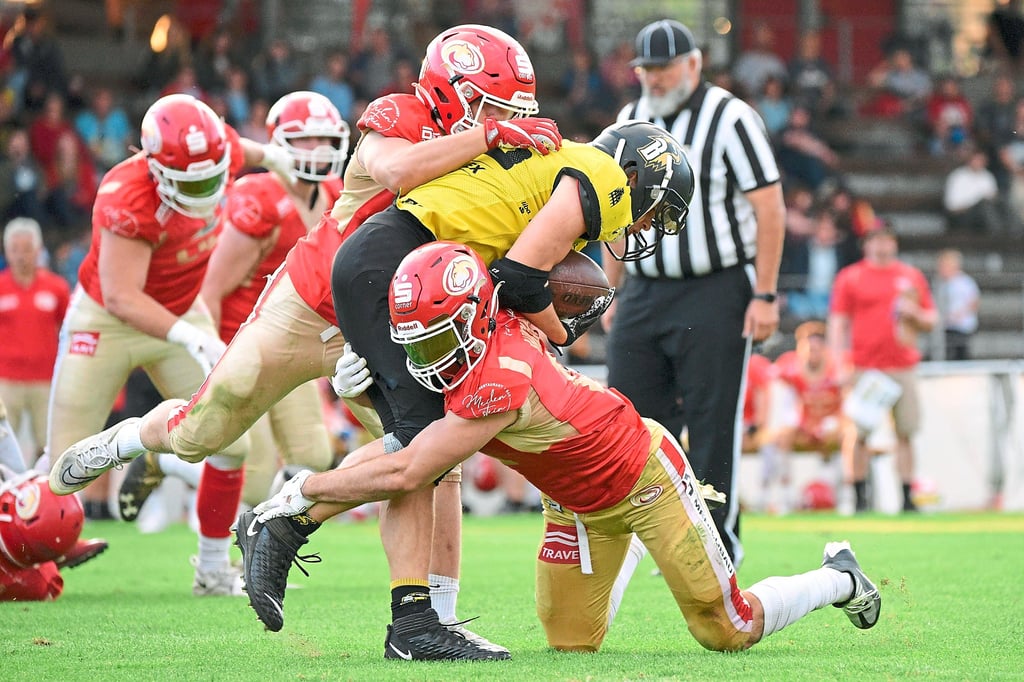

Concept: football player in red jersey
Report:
left=44, top=93, right=295, bottom=595
left=116, top=91, right=350, bottom=521
left=248, top=241, right=883, bottom=654
left=50, top=25, right=559, bottom=653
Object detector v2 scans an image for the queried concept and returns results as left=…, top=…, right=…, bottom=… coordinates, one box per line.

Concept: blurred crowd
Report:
left=0, top=3, right=1014, bottom=517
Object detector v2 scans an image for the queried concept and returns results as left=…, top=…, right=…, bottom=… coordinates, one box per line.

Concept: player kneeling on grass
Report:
left=237, top=241, right=882, bottom=654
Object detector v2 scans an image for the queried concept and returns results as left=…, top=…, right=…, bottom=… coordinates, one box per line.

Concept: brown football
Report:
left=548, top=250, right=612, bottom=319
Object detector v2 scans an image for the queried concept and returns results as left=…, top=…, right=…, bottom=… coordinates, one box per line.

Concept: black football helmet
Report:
left=591, top=120, right=694, bottom=261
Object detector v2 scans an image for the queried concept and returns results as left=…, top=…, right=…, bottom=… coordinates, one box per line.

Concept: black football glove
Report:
left=553, top=288, right=616, bottom=347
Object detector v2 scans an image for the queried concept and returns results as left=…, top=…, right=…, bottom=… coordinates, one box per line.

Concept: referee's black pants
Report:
left=606, top=265, right=752, bottom=566
left=331, top=206, right=440, bottom=447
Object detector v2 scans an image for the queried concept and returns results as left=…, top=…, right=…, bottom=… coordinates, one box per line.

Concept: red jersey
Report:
left=446, top=311, right=651, bottom=514
left=742, top=353, right=773, bottom=427
left=830, top=259, right=935, bottom=370
left=218, top=173, right=344, bottom=341
left=0, top=269, right=70, bottom=381
left=77, top=126, right=245, bottom=317
left=285, top=94, right=442, bottom=323
left=773, top=350, right=842, bottom=430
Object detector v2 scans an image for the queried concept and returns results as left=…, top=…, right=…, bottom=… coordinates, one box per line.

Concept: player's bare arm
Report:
left=359, top=128, right=490, bottom=194
left=199, top=224, right=269, bottom=330
left=503, top=176, right=588, bottom=344
left=744, top=182, right=786, bottom=341
left=97, top=229, right=179, bottom=338
left=302, top=409, right=516, bottom=505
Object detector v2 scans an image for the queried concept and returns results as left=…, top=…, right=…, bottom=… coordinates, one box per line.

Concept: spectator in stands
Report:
left=764, top=320, right=845, bottom=514
left=974, top=74, right=1016, bottom=169
left=742, top=352, right=774, bottom=456
left=469, top=0, right=519, bottom=38
left=926, top=76, right=972, bottom=156
left=374, top=57, right=417, bottom=98
left=237, top=98, right=270, bottom=144
left=47, top=129, right=97, bottom=238
left=996, top=98, right=1024, bottom=233
left=864, top=47, right=932, bottom=119
left=350, top=27, right=411, bottom=101
left=827, top=185, right=882, bottom=239
left=757, top=75, right=793, bottom=139
left=74, top=87, right=132, bottom=175
left=776, top=105, right=840, bottom=191
left=0, top=217, right=69, bottom=466
left=194, top=29, right=242, bottom=96
left=599, top=40, right=640, bottom=111
left=828, top=224, right=938, bottom=514
left=3, top=6, right=68, bottom=113
left=782, top=184, right=816, bottom=241
left=559, top=47, right=615, bottom=137
left=788, top=30, right=834, bottom=111
left=309, top=49, right=356, bottom=121
left=985, top=0, right=1024, bottom=74
left=159, top=64, right=207, bottom=101
left=135, top=14, right=192, bottom=96
left=782, top=208, right=858, bottom=321
left=732, top=23, right=787, bottom=101
left=222, top=66, right=251, bottom=128
left=943, top=146, right=1002, bottom=234
left=251, top=39, right=303, bottom=105
left=28, top=94, right=82, bottom=230
left=935, top=249, right=980, bottom=361
left=0, top=127, right=46, bottom=227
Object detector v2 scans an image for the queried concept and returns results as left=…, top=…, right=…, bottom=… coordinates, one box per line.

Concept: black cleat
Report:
left=234, top=510, right=320, bottom=632
left=384, top=608, right=511, bottom=661
left=118, top=452, right=164, bottom=521
left=822, top=541, right=881, bottom=630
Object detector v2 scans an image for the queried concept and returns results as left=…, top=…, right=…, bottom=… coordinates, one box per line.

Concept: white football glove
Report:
left=166, top=320, right=226, bottom=376
left=254, top=469, right=315, bottom=522
left=331, top=343, right=373, bottom=398
left=260, top=143, right=295, bottom=185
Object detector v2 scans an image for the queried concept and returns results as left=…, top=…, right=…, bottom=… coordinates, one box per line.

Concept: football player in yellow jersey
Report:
left=236, top=120, right=696, bottom=645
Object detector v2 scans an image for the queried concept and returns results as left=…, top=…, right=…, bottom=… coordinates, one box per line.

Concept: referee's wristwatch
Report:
left=752, top=292, right=778, bottom=303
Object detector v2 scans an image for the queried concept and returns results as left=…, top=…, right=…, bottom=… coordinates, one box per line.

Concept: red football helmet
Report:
left=266, top=91, right=350, bottom=182
left=415, top=24, right=539, bottom=134
left=0, top=473, right=84, bottom=567
left=389, top=241, right=499, bottom=392
left=140, top=94, right=231, bottom=218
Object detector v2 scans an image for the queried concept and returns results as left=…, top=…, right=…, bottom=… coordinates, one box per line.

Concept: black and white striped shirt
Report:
left=617, top=81, right=780, bottom=279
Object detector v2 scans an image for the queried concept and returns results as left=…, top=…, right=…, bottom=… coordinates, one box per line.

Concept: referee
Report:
left=603, top=19, right=785, bottom=567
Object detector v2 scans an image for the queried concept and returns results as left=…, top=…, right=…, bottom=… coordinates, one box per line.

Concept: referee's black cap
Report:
left=632, top=19, right=698, bottom=67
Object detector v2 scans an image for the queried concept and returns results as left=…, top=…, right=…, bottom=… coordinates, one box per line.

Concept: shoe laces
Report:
left=288, top=551, right=322, bottom=578
left=80, top=446, right=126, bottom=471
left=844, top=583, right=878, bottom=613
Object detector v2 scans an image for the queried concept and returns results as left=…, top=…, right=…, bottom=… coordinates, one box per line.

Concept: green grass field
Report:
left=3, top=512, right=1023, bottom=681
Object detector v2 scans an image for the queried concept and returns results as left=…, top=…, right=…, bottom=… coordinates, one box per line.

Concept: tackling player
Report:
left=116, top=91, right=349, bottom=518
left=243, top=241, right=883, bottom=655
left=49, top=25, right=560, bottom=656
left=232, top=119, right=693, bottom=656
left=43, top=93, right=295, bottom=595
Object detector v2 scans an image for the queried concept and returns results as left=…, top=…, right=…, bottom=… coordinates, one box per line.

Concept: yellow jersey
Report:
left=395, top=141, right=633, bottom=264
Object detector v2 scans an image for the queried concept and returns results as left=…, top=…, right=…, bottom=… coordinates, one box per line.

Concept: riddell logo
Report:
left=538, top=524, right=580, bottom=565
left=629, top=485, right=663, bottom=507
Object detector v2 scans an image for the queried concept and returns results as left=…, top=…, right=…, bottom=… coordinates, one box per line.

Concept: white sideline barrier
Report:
left=574, top=360, right=1024, bottom=512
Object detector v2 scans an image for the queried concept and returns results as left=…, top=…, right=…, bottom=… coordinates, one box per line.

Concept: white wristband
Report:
left=166, top=319, right=204, bottom=347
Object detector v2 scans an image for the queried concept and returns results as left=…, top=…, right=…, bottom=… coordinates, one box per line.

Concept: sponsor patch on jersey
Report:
left=461, top=383, right=512, bottom=417
left=362, top=99, right=399, bottom=133
left=69, top=331, right=99, bottom=356
left=441, top=40, right=484, bottom=75
left=629, top=484, right=663, bottom=507
left=538, top=523, right=580, bottom=565
left=441, top=254, right=479, bottom=296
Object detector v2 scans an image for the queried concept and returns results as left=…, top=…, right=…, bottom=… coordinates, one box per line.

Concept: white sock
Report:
left=197, top=535, right=232, bottom=573
left=607, top=534, right=648, bottom=627
left=428, top=573, right=459, bottom=623
left=115, top=421, right=146, bottom=459
left=748, top=567, right=852, bottom=638
left=157, top=454, right=202, bottom=487
left=0, top=417, right=27, bottom=474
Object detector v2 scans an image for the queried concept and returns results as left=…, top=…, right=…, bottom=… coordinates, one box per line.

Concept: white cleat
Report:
left=191, top=556, right=246, bottom=597
left=48, top=418, right=141, bottom=495
left=444, top=622, right=510, bottom=654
